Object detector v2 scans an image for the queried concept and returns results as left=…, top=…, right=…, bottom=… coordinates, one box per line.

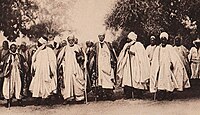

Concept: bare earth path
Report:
left=0, top=99, right=199, bottom=115
left=0, top=79, right=200, bottom=115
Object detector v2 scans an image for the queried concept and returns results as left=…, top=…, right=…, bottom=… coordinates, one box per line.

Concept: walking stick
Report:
left=128, top=50, right=134, bottom=99
left=83, top=68, right=88, bottom=104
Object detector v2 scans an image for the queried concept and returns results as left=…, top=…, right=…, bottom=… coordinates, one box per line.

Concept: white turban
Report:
left=160, top=32, right=169, bottom=40
left=128, top=32, right=137, bottom=41
left=9, top=42, right=17, bottom=48
left=38, top=37, right=47, bottom=44
left=150, top=36, right=156, bottom=40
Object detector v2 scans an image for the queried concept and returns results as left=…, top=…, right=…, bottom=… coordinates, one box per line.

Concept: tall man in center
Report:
left=57, top=36, right=85, bottom=104
left=92, top=33, right=116, bottom=101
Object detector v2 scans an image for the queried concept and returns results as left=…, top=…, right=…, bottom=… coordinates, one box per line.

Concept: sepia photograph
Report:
left=0, top=0, right=200, bottom=114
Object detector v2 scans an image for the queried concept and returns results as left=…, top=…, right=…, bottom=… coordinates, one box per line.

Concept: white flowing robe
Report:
left=150, top=45, right=190, bottom=93
left=3, top=54, right=22, bottom=99
left=174, top=45, right=190, bottom=74
left=96, top=43, right=114, bottom=89
left=29, top=46, right=57, bottom=98
left=188, top=47, right=200, bottom=79
left=146, top=45, right=157, bottom=65
left=117, top=41, right=150, bottom=89
left=57, top=45, right=85, bottom=101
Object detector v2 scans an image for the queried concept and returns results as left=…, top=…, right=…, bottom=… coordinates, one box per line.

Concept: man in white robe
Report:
left=117, top=32, right=150, bottom=99
left=2, top=43, right=28, bottom=107
left=92, top=33, right=116, bottom=101
left=174, top=36, right=191, bottom=76
left=188, top=38, right=200, bottom=79
left=150, top=32, right=190, bottom=101
left=146, top=36, right=157, bottom=65
left=57, top=36, right=85, bottom=104
left=29, top=37, right=57, bottom=106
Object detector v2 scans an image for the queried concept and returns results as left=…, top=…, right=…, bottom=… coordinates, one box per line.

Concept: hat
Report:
left=128, top=32, right=137, bottom=41
left=38, top=37, right=47, bottom=44
left=160, top=32, right=169, bottom=40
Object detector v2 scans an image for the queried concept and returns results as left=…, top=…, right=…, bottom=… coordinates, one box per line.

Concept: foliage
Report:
left=105, top=0, right=200, bottom=47
left=0, top=0, right=38, bottom=41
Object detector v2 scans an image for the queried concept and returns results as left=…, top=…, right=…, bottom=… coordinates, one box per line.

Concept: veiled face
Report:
left=10, top=44, right=17, bottom=53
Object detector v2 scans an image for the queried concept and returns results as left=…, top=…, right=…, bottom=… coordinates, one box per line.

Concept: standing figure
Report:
left=92, top=33, right=116, bottom=101
left=2, top=42, right=28, bottom=107
left=0, top=41, right=9, bottom=99
left=18, top=42, right=30, bottom=97
left=150, top=32, right=190, bottom=101
left=57, top=36, right=85, bottom=104
left=29, top=37, right=57, bottom=106
left=174, top=36, right=191, bottom=76
left=117, top=32, right=150, bottom=99
left=189, top=38, right=200, bottom=79
left=85, top=41, right=95, bottom=91
left=146, top=36, right=157, bottom=65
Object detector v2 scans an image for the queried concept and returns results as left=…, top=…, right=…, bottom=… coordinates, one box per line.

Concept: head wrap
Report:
left=160, top=32, right=169, bottom=40
left=128, top=32, right=137, bottom=41
left=193, top=38, right=200, bottom=45
left=38, top=37, right=47, bottom=44
left=21, top=41, right=26, bottom=46
left=150, top=36, right=156, bottom=40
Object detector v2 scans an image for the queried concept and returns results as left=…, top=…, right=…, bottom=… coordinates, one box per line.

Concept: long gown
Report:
left=57, top=45, right=85, bottom=101
left=29, top=46, right=57, bottom=98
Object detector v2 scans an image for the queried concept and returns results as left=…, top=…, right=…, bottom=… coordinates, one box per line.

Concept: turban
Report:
left=38, top=37, right=47, bottom=44
left=21, top=41, right=26, bottom=46
left=150, top=36, right=156, bottom=40
left=128, top=32, right=137, bottom=41
left=160, top=32, right=169, bottom=40
left=193, top=38, right=200, bottom=45
left=9, top=42, right=17, bottom=49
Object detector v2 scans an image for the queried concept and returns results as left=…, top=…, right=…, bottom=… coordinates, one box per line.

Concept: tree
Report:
left=0, top=0, right=38, bottom=41
left=105, top=0, right=200, bottom=47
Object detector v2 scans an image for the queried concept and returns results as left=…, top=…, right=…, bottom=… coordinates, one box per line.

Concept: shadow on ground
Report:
left=1, top=79, right=200, bottom=107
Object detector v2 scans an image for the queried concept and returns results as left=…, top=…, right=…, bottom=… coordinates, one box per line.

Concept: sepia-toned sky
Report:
left=0, top=0, right=116, bottom=45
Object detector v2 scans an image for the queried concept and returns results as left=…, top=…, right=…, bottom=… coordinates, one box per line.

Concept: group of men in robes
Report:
left=0, top=30, right=199, bottom=107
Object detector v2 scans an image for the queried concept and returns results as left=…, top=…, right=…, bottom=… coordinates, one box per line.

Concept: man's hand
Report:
left=111, top=78, right=116, bottom=85
left=128, top=50, right=135, bottom=56
left=50, top=71, right=54, bottom=79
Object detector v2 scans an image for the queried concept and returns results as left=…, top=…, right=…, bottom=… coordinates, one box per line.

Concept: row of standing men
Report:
left=0, top=31, right=199, bottom=107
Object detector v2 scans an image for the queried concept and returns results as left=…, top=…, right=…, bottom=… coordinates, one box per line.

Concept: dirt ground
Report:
left=1, top=79, right=200, bottom=115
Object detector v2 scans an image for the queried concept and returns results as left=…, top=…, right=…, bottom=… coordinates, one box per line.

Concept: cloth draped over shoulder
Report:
left=117, top=41, right=150, bottom=89
left=57, top=45, right=85, bottom=101
left=150, top=45, right=190, bottom=93
left=2, top=52, right=27, bottom=99
left=29, top=45, right=57, bottom=98
left=93, top=42, right=116, bottom=89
